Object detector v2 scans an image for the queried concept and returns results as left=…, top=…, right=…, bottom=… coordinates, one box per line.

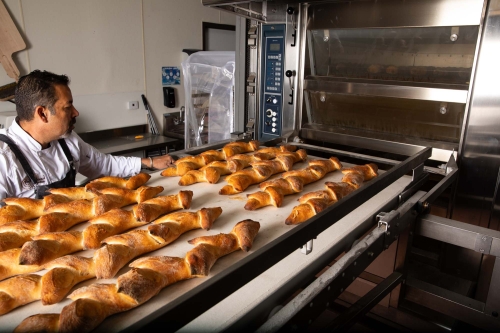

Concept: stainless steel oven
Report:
left=198, top=0, right=500, bottom=331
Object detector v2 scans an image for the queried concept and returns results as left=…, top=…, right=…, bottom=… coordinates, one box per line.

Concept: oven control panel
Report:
left=260, top=24, right=285, bottom=140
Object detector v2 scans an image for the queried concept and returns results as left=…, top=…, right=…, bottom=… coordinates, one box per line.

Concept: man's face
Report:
left=49, top=84, right=79, bottom=138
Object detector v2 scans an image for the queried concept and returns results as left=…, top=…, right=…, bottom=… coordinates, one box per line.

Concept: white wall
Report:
left=0, top=0, right=235, bottom=133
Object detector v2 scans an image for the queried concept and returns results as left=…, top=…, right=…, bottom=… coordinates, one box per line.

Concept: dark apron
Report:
left=0, top=134, right=76, bottom=199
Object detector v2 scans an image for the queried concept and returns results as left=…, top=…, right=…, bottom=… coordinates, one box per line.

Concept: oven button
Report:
left=272, top=123, right=276, bottom=127
left=272, top=98, right=278, bottom=104
left=272, top=117, right=276, bottom=121
left=272, top=128, right=276, bottom=133
left=272, top=112, right=277, bottom=116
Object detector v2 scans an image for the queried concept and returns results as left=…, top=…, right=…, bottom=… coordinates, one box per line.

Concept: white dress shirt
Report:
left=0, top=119, right=142, bottom=200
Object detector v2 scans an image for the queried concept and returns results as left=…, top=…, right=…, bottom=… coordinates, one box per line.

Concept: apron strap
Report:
left=58, top=139, right=74, bottom=168
left=0, top=134, right=38, bottom=186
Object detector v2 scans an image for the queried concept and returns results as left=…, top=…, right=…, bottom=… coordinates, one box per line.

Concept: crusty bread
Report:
left=82, top=209, right=147, bottom=250
left=91, top=186, right=164, bottom=214
left=0, top=248, right=41, bottom=281
left=178, top=161, right=231, bottom=186
left=285, top=163, right=379, bottom=225
left=219, top=149, right=308, bottom=195
left=38, top=186, right=163, bottom=234
left=14, top=314, right=60, bottom=333
left=285, top=183, right=356, bottom=225
left=94, top=207, right=222, bottom=279
left=0, top=274, right=42, bottom=315
left=41, top=255, right=95, bottom=305
left=132, top=190, right=193, bottom=222
left=245, top=157, right=342, bottom=210
left=15, top=220, right=260, bottom=333
left=161, top=140, right=261, bottom=177
left=222, top=141, right=260, bottom=158
left=0, top=219, right=39, bottom=251
left=0, top=198, right=45, bottom=225
left=46, top=187, right=95, bottom=202
left=0, top=255, right=95, bottom=313
left=19, top=231, right=84, bottom=266
left=84, top=173, right=151, bottom=194
left=178, top=148, right=299, bottom=186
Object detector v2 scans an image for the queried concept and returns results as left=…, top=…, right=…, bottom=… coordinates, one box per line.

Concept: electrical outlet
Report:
left=127, top=101, right=139, bottom=110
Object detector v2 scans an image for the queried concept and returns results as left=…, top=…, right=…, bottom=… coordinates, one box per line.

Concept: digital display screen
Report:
left=269, top=43, right=280, bottom=51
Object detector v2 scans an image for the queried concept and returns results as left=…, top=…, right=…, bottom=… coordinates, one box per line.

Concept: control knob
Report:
left=266, top=109, right=273, bottom=118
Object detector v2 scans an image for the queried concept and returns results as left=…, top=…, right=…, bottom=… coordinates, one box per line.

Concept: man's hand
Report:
left=152, top=154, right=176, bottom=169
left=141, top=155, right=176, bottom=170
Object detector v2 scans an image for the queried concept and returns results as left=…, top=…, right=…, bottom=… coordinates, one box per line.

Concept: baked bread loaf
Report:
left=43, top=173, right=152, bottom=206
left=132, top=190, right=193, bottom=222
left=245, top=157, right=342, bottom=210
left=178, top=153, right=274, bottom=186
left=41, top=255, right=95, bottom=305
left=0, top=255, right=95, bottom=312
left=178, top=146, right=300, bottom=186
left=161, top=140, right=260, bottom=177
left=219, top=149, right=308, bottom=195
left=0, top=274, right=42, bottom=315
left=178, top=161, right=233, bottom=186
left=0, top=248, right=41, bottom=281
left=14, top=314, right=60, bottom=333
left=285, top=163, right=379, bottom=225
left=0, top=198, right=45, bottom=225
left=285, top=182, right=356, bottom=225
left=38, top=186, right=163, bottom=234
left=222, top=140, right=260, bottom=158
left=0, top=208, right=221, bottom=311
left=15, top=220, right=260, bottom=333
left=46, top=187, right=95, bottom=203
left=94, top=207, right=222, bottom=279
left=84, top=173, right=151, bottom=193
left=0, top=219, right=39, bottom=251
left=19, top=231, right=84, bottom=266
left=82, top=209, right=148, bottom=250
left=0, top=204, right=148, bottom=253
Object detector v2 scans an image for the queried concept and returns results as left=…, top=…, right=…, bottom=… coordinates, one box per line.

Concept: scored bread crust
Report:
left=0, top=198, right=45, bottom=226
left=0, top=248, right=41, bottom=282
left=0, top=207, right=222, bottom=312
left=285, top=163, right=379, bottom=225
left=245, top=157, right=342, bottom=210
left=94, top=207, right=222, bottom=279
left=38, top=186, right=163, bottom=234
left=14, top=220, right=260, bottom=333
left=84, top=173, right=151, bottom=193
left=0, top=274, right=42, bottom=315
left=219, top=149, right=308, bottom=195
left=132, top=190, right=193, bottom=222
left=82, top=209, right=148, bottom=250
left=178, top=146, right=300, bottom=186
left=0, top=219, right=39, bottom=252
left=19, top=231, right=84, bottom=266
left=161, top=140, right=261, bottom=177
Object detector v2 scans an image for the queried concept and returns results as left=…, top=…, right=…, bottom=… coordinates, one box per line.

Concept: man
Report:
left=0, top=70, right=174, bottom=200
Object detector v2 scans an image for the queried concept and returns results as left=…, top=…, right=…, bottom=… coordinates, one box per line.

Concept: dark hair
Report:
left=15, top=70, right=70, bottom=121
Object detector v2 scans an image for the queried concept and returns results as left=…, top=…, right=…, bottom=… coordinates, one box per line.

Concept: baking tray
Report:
left=0, top=151, right=419, bottom=332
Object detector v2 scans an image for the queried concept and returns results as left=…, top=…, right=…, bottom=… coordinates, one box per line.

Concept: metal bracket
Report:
left=248, top=26, right=258, bottom=49
left=301, top=239, right=314, bottom=255
left=377, top=210, right=401, bottom=248
left=412, top=163, right=424, bottom=181
left=475, top=234, right=493, bottom=255
left=445, top=150, right=458, bottom=175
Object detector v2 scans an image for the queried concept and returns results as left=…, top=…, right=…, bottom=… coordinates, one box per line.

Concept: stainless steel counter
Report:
left=88, top=133, right=179, bottom=155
